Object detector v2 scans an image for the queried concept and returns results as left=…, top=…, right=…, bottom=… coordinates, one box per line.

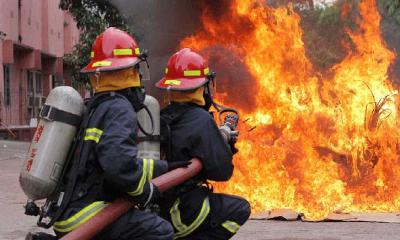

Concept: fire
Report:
left=180, top=0, right=400, bottom=220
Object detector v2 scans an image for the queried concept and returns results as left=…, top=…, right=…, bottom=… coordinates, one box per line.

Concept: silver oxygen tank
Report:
left=19, top=86, right=84, bottom=200
left=137, top=95, right=160, bottom=159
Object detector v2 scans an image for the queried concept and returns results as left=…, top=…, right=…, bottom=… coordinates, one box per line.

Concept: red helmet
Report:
left=81, top=27, right=141, bottom=73
left=155, top=48, right=210, bottom=91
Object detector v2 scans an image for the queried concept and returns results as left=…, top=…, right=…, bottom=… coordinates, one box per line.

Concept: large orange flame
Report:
left=180, top=0, right=399, bottom=220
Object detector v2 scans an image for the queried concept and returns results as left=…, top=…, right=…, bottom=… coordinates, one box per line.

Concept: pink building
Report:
left=0, top=0, right=79, bottom=139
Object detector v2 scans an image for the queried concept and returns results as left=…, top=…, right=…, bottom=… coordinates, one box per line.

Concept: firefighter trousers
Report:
left=94, top=208, right=174, bottom=240
left=56, top=207, right=174, bottom=240
left=164, top=188, right=251, bottom=240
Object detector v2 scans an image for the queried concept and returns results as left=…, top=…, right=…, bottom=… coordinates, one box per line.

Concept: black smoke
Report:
left=111, top=0, right=258, bottom=110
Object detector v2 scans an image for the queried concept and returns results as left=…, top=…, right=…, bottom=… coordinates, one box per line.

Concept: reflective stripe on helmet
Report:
left=90, top=51, right=94, bottom=58
left=165, top=68, right=169, bottom=74
left=135, top=48, right=140, bottom=55
left=183, top=70, right=202, bottom=77
left=165, top=80, right=181, bottom=86
left=183, top=68, right=210, bottom=77
left=170, top=197, right=210, bottom=239
left=92, top=61, right=112, bottom=67
left=221, top=220, right=241, bottom=234
left=53, top=201, right=108, bottom=233
left=84, top=128, right=103, bottom=143
left=113, top=48, right=140, bottom=56
left=113, top=48, right=133, bottom=56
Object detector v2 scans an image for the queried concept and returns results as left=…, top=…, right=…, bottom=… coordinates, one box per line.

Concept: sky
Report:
left=314, top=0, right=336, bottom=7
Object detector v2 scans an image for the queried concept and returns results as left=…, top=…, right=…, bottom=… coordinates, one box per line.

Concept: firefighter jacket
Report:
left=54, top=92, right=168, bottom=234
left=159, top=102, right=235, bottom=237
left=161, top=102, right=234, bottom=182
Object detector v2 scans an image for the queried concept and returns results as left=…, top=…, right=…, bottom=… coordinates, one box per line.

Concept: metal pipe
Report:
left=61, top=159, right=203, bottom=240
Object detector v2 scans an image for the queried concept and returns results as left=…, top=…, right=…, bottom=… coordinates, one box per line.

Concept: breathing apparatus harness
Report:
left=31, top=92, right=122, bottom=228
left=29, top=51, right=156, bottom=228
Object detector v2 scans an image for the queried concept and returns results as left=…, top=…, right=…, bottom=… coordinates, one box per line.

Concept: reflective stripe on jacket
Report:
left=54, top=201, right=108, bottom=233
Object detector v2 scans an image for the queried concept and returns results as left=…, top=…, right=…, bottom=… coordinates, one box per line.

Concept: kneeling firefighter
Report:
left=155, top=48, right=251, bottom=240
left=53, top=28, right=174, bottom=239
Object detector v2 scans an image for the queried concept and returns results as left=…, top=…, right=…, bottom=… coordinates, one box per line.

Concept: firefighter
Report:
left=53, top=27, right=174, bottom=240
left=155, top=48, right=251, bottom=240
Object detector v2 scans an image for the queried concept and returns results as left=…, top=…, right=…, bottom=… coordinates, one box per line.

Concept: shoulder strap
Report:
left=160, top=103, right=193, bottom=161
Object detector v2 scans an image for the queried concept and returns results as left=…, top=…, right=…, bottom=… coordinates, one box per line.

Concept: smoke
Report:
left=380, top=9, right=400, bottom=84
left=111, top=0, right=242, bottom=104
left=111, top=1, right=223, bottom=97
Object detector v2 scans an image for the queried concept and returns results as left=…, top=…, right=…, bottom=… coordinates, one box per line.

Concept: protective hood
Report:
left=90, top=67, right=141, bottom=93
left=167, top=87, right=205, bottom=106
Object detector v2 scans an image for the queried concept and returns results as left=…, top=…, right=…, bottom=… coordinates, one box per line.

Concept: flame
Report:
left=180, top=0, right=400, bottom=220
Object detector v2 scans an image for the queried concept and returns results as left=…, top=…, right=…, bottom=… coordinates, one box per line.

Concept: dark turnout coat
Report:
left=161, top=102, right=234, bottom=182
left=54, top=92, right=169, bottom=236
left=159, top=103, right=250, bottom=240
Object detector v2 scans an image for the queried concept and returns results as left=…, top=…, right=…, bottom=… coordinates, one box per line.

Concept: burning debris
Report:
left=364, top=87, right=396, bottom=132
left=111, top=0, right=400, bottom=220
left=179, top=0, right=400, bottom=220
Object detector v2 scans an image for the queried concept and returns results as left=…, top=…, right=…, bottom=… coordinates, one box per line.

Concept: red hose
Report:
left=61, top=159, right=202, bottom=240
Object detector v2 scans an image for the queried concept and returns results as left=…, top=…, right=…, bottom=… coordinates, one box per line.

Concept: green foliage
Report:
left=315, top=4, right=341, bottom=26
left=299, top=0, right=354, bottom=70
left=60, top=0, right=129, bottom=86
left=385, top=0, right=400, bottom=15
left=379, top=0, right=400, bottom=24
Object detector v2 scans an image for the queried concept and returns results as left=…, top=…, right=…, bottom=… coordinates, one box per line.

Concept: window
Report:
left=27, top=71, right=34, bottom=96
left=35, top=72, right=42, bottom=94
left=3, top=65, right=11, bottom=106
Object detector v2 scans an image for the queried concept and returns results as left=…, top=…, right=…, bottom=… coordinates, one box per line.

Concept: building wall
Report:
left=0, top=0, right=19, bottom=42
left=0, top=0, right=79, bottom=127
left=64, top=13, right=80, bottom=55
left=46, top=0, right=65, bottom=57
left=20, top=0, right=42, bottom=50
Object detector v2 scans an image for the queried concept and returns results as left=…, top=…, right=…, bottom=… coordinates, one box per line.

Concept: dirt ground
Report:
left=0, top=140, right=399, bottom=240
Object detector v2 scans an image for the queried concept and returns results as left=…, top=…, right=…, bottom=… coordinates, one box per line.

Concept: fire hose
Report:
left=60, top=158, right=203, bottom=240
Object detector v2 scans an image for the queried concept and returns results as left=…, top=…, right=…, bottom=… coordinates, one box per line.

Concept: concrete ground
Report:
left=1, top=140, right=399, bottom=240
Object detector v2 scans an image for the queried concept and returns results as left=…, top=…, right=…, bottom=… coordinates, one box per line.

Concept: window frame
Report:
left=3, top=64, right=11, bottom=106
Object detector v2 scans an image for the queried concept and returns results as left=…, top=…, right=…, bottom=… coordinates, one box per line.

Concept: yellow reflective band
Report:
left=165, top=68, right=169, bottom=74
left=147, top=159, right=154, bottom=181
left=183, top=70, right=202, bottom=77
left=135, top=48, right=140, bottom=55
left=203, top=68, right=209, bottom=75
left=113, top=48, right=133, bottom=56
left=84, top=128, right=103, bottom=143
left=165, top=80, right=181, bottom=86
left=84, top=135, right=100, bottom=143
left=222, top=220, right=241, bottom=234
left=54, top=201, right=108, bottom=233
left=170, top=197, right=210, bottom=239
left=128, top=158, right=148, bottom=196
left=92, top=61, right=112, bottom=67
left=86, top=128, right=103, bottom=135
left=170, top=199, right=187, bottom=232
left=90, top=51, right=94, bottom=58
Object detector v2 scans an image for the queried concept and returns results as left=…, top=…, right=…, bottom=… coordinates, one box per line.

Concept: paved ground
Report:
left=1, top=140, right=399, bottom=240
